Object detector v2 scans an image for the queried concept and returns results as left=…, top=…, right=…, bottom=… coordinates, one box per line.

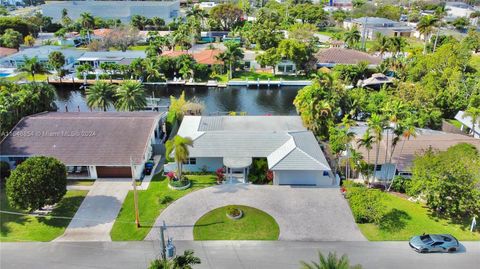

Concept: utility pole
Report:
left=131, top=157, right=140, bottom=228
left=361, top=17, right=368, bottom=51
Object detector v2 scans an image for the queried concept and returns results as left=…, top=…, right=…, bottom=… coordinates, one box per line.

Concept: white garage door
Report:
left=275, top=170, right=330, bottom=186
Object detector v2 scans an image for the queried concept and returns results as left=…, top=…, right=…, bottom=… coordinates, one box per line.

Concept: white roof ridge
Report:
left=267, top=136, right=296, bottom=169
left=290, top=132, right=331, bottom=170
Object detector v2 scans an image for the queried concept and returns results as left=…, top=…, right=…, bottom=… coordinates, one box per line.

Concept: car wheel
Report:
left=448, top=248, right=457, bottom=253
left=420, top=248, right=429, bottom=253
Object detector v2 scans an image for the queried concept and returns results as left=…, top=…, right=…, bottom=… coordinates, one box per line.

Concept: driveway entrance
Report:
left=146, top=184, right=365, bottom=241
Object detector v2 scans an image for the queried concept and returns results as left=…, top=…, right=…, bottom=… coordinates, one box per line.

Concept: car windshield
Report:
left=420, top=235, right=433, bottom=243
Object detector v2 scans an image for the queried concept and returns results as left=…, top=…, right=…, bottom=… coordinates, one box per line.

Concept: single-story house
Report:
left=0, top=112, right=166, bottom=180
left=77, top=50, right=146, bottom=69
left=243, top=49, right=297, bottom=74
left=315, top=47, right=382, bottom=68
left=0, top=46, right=84, bottom=70
left=350, top=124, right=480, bottom=180
left=161, top=49, right=223, bottom=66
left=343, top=17, right=414, bottom=39
left=455, top=111, right=480, bottom=139
left=165, top=116, right=335, bottom=186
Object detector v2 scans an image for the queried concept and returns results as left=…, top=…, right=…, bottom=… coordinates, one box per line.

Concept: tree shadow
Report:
left=427, top=210, right=473, bottom=231
left=0, top=190, right=28, bottom=237
left=379, top=209, right=411, bottom=232
left=37, top=194, right=86, bottom=228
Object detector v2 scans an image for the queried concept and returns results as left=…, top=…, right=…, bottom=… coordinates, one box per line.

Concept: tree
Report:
left=23, top=34, right=35, bottom=47
left=277, top=39, right=311, bottom=75
left=115, top=81, right=147, bottom=111
left=18, top=56, right=47, bottom=82
left=209, top=3, right=243, bottom=31
left=463, top=95, right=480, bottom=137
left=409, top=143, right=480, bottom=219
left=255, top=48, right=281, bottom=74
left=367, top=113, right=386, bottom=181
left=86, top=81, right=116, bottom=111
left=6, top=156, right=67, bottom=211
left=165, top=135, right=194, bottom=181
left=1, top=29, right=23, bottom=49
left=300, top=251, right=363, bottom=269
left=103, top=26, right=139, bottom=52
left=61, top=8, right=72, bottom=27
left=79, top=12, right=95, bottom=43
left=370, top=33, right=390, bottom=58
left=343, top=27, right=361, bottom=49
left=99, top=62, right=119, bottom=83
left=148, top=249, right=201, bottom=269
left=416, top=15, right=438, bottom=54
left=452, top=17, right=469, bottom=31
left=290, top=3, right=328, bottom=25
left=48, top=51, right=65, bottom=82
left=357, top=129, right=374, bottom=183
left=130, top=15, right=150, bottom=30
left=217, top=40, right=243, bottom=79
left=143, top=58, right=164, bottom=82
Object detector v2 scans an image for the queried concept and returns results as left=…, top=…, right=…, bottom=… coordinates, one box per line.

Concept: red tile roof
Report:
left=315, top=48, right=382, bottom=65
left=93, top=28, right=113, bottom=38
left=0, top=47, right=18, bottom=58
left=161, top=49, right=223, bottom=65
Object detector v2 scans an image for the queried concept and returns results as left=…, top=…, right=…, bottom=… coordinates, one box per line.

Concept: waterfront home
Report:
left=0, top=112, right=166, bottom=180
left=455, top=111, right=480, bottom=139
left=77, top=50, right=146, bottom=69
left=243, top=50, right=297, bottom=74
left=161, top=49, right=223, bottom=66
left=343, top=17, right=413, bottom=39
left=0, top=46, right=84, bottom=70
left=315, top=47, right=382, bottom=68
left=165, top=116, right=335, bottom=186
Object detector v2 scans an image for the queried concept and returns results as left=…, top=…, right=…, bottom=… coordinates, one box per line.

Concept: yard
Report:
left=193, top=205, right=279, bottom=240
left=3, top=72, right=50, bottom=82
left=0, top=189, right=88, bottom=242
left=110, top=174, right=217, bottom=241
left=358, top=192, right=480, bottom=241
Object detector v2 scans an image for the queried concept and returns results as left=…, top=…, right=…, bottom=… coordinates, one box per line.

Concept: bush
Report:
left=248, top=158, right=271, bottom=184
left=390, top=176, right=411, bottom=193
left=6, top=156, right=67, bottom=211
left=0, top=161, right=10, bottom=183
left=346, top=186, right=386, bottom=224
left=159, top=195, right=174, bottom=205
left=169, top=176, right=190, bottom=188
left=226, top=206, right=242, bottom=217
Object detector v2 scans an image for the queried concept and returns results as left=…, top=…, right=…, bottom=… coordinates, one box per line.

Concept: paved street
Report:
left=146, top=184, right=365, bottom=241
left=55, top=178, right=132, bottom=242
left=1, top=241, right=479, bottom=269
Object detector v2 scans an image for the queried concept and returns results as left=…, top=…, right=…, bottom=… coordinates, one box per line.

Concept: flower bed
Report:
left=226, top=207, right=243, bottom=220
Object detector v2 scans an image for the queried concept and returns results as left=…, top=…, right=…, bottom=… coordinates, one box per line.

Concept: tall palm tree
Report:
left=416, top=15, right=438, bottom=54
left=165, top=135, right=193, bottom=181
left=389, top=36, right=406, bottom=57
left=370, top=33, right=390, bottom=58
left=343, top=27, right=361, bottom=49
left=79, top=12, right=95, bottom=43
left=216, top=41, right=244, bottom=80
left=143, top=58, right=163, bottom=82
left=18, top=56, right=47, bottom=82
left=86, top=81, right=115, bottom=111
left=357, top=129, right=374, bottom=183
left=367, top=113, right=386, bottom=182
left=115, top=81, right=147, bottom=111
left=300, top=251, right=362, bottom=269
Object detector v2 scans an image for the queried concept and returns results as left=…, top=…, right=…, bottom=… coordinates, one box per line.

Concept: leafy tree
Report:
left=1, top=29, right=22, bottom=49
left=103, top=26, right=139, bottom=52
left=79, top=12, right=95, bottom=43
left=209, top=3, right=243, bottom=31
left=255, top=48, right=281, bottom=74
left=6, top=156, right=67, bottom=211
left=409, top=143, right=480, bottom=219
left=288, top=23, right=318, bottom=44
left=99, top=62, right=119, bottom=83
left=367, top=114, right=387, bottom=181
left=300, top=251, right=363, bottom=269
left=343, top=27, right=361, bottom=49
left=151, top=17, right=166, bottom=30
left=462, top=28, right=480, bottom=53
left=23, top=34, right=35, bottom=47
left=18, top=56, right=47, bottom=82
left=243, top=14, right=283, bottom=50
left=48, top=51, right=65, bottom=82
left=290, top=3, right=328, bottom=25
left=452, top=17, right=469, bottom=31
left=375, top=4, right=403, bottom=21
left=462, top=95, right=480, bottom=136
left=115, top=81, right=147, bottom=111
left=416, top=15, right=438, bottom=54
left=277, top=39, right=312, bottom=75
left=86, top=81, right=116, bottom=111
left=217, top=40, right=243, bottom=79
left=130, top=15, right=150, bottom=30
left=0, top=17, right=38, bottom=37
left=166, top=135, right=194, bottom=181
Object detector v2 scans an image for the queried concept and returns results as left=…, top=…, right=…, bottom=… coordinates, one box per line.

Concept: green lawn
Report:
left=110, top=174, right=217, bottom=241
left=358, top=193, right=480, bottom=241
left=129, top=45, right=148, bottom=51
left=0, top=189, right=88, bottom=242
left=2, top=72, right=49, bottom=82
left=446, top=119, right=463, bottom=129
left=193, top=205, right=279, bottom=240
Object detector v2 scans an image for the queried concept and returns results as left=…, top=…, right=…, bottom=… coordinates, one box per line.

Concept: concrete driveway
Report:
left=55, top=178, right=132, bottom=242
left=146, top=184, right=365, bottom=241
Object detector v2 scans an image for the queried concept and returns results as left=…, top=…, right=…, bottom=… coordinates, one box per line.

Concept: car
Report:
left=409, top=234, right=459, bottom=253
left=144, top=161, right=155, bottom=175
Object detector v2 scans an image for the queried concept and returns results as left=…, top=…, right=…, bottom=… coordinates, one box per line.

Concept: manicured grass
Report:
left=358, top=193, right=480, bottom=241
left=446, top=119, right=463, bottom=129
left=129, top=45, right=148, bottom=51
left=67, top=180, right=95, bottom=186
left=2, top=72, right=49, bottom=82
left=0, top=189, right=88, bottom=242
left=193, top=205, right=279, bottom=240
left=110, top=174, right=217, bottom=241
left=230, top=71, right=309, bottom=81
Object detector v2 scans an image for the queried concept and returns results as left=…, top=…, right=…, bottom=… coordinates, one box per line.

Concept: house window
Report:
left=323, top=171, right=329, bottom=176
left=376, top=165, right=382, bottom=171
left=183, top=158, right=196, bottom=165
left=285, top=65, right=294, bottom=73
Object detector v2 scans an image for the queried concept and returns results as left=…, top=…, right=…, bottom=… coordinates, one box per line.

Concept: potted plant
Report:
left=226, top=206, right=243, bottom=220
left=166, top=135, right=193, bottom=190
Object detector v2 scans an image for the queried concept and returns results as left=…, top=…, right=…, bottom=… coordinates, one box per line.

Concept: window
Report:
left=323, top=171, right=329, bottom=176
left=376, top=165, right=382, bottom=171
left=183, top=158, right=196, bottom=165
left=285, top=65, right=294, bottom=73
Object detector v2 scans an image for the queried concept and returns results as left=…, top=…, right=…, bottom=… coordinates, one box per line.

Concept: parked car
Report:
left=409, top=234, right=459, bottom=253
left=144, top=161, right=155, bottom=175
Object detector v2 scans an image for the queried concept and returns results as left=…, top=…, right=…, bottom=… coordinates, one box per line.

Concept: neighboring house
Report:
left=343, top=17, right=414, bottom=39
left=0, top=47, right=18, bottom=58
left=445, top=2, right=476, bottom=19
left=315, top=47, right=382, bottom=68
left=243, top=50, right=297, bottom=74
left=161, top=49, right=223, bottom=66
left=0, top=112, right=166, bottom=180
left=357, top=73, right=394, bottom=89
left=77, top=50, right=146, bottom=69
left=455, top=111, right=480, bottom=138
left=41, top=1, right=180, bottom=23
left=165, top=116, right=335, bottom=186
left=350, top=124, right=480, bottom=180
left=0, top=46, right=84, bottom=70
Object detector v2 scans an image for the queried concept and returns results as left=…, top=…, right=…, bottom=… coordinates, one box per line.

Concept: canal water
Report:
left=54, top=85, right=302, bottom=115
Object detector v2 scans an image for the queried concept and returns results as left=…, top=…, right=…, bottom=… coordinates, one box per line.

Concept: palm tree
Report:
left=18, top=56, right=47, bottom=82
left=370, top=33, right=390, bottom=58
left=357, top=129, right=374, bottom=183
left=143, top=58, right=163, bottom=82
left=300, top=251, right=362, bottom=269
left=115, top=81, right=147, bottom=111
left=463, top=98, right=480, bottom=137
left=148, top=249, right=201, bottom=269
left=77, top=64, right=93, bottom=84
left=389, top=36, right=406, bottom=57
left=86, top=81, right=115, bottom=111
left=367, top=113, right=386, bottom=182
left=217, top=41, right=244, bottom=80
left=79, top=12, right=95, bottom=43
left=416, top=15, right=438, bottom=54
left=343, top=27, right=361, bottom=49
left=165, top=135, right=193, bottom=181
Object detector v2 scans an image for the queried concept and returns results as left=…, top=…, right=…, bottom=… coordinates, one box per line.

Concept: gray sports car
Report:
left=409, top=234, right=459, bottom=253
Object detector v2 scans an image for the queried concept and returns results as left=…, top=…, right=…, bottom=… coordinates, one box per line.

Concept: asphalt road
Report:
left=1, top=241, right=479, bottom=269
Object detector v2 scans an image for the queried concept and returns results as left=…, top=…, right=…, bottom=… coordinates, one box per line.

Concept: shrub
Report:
left=215, top=167, right=225, bottom=183
left=159, top=195, right=174, bottom=205
left=390, top=176, right=411, bottom=193
left=0, top=161, right=10, bottom=183
left=166, top=171, right=175, bottom=180
left=6, top=156, right=67, bottom=211
left=248, top=158, right=270, bottom=184
left=226, top=206, right=241, bottom=217
left=346, top=186, right=386, bottom=224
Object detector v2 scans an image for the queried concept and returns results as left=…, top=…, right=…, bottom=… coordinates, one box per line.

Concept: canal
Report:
left=54, top=85, right=302, bottom=115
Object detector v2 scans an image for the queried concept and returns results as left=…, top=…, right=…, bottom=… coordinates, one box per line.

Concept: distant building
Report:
left=0, top=46, right=84, bottom=70
left=315, top=47, right=382, bottom=68
left=77, top=50, right=146, bottom=69
left=445, top=2, right=476, bottom=19
left=344, top=17, right=414, bottom=39
left=41, top=1, right=180, bottom=23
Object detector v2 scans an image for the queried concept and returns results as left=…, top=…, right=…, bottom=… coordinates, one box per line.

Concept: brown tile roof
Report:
left=161, top=49, right=223, bottom=65
left=0, top=112, right=162, bottom=166
left=93, top=28, right=113, bottom=38
left=352, top=129, right=480, bottom=171
left=0, top=47, right=18, bottom=58
left=315, top=48, right=382, bottom=65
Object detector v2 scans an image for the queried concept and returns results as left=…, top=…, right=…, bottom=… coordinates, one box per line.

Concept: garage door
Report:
left=96, top=166, right=132, bottom=178
left=275, top=170, right=332, bottom=186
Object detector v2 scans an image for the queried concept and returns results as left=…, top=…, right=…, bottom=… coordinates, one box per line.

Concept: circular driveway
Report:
left=146, top=184, right=366, bottom=241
